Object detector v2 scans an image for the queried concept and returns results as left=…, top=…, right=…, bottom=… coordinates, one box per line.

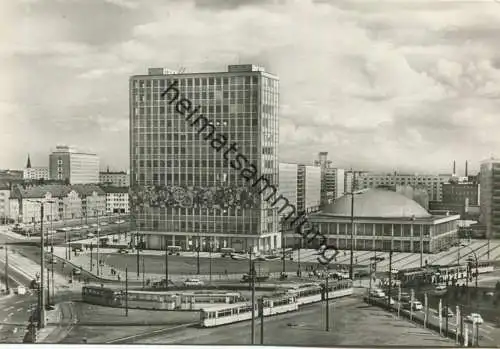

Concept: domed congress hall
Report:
left=306, top=188, right=460, bottom=253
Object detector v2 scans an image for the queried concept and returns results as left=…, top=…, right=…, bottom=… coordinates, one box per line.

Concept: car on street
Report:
left=442, top=307, right=454, bottom=317
left=370, top=256, right=385, bottom=262
left=183, top=278, right=204, bottom=287
left=91, top=223, right=98, bottom=228
left=82, top=225, right=90, bottom=229
left=485, top=291, right=495, bottom=297
left=16, top=286, right=26, bottom=295
left=72, top=268, right=81, bottom=276
left=466, top=313, right=484, bottom=324
left=86, top=233, right=95, bottom=238
left=100, top=222, right=108, bottom=226
left=404, top=301, right=423, bottom=311
left=369, top=289, right=386, bottom=298
left=117, top=248, right=129, bottom=254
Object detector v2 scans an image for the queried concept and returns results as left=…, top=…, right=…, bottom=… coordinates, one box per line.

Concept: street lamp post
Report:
left=136, top=233, right=140, bottom=278
left=196, top=235, right=200, bottom=275
left=325, top=274, right=330, bottom=331
left=95, top=210, right=100, bottom=276
left=349, top=171, right=356, bottom=280
left=27, top=199, right=55, bottom=329
left=209, top=239, right=213, bottom=284
left=249, top=248, right=255, bottom=345
left=4, top=245, right=9, bottom=294
left=164, top=238, right=169, bottom=288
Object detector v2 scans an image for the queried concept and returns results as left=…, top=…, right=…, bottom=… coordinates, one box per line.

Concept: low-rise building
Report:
left=99, top=169, right=129, bottom=187
left=302, top=188, right=460, bottom=253
left=72, top=184, right=106, bottom=218
left=102, top=186, right=129, bottom=214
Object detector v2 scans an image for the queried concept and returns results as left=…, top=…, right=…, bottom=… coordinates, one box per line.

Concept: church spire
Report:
left=26, top=154, right=31, bottom=168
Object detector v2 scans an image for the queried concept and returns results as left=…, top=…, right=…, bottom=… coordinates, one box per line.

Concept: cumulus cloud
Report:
left=1, top=0, right=500, bottom=174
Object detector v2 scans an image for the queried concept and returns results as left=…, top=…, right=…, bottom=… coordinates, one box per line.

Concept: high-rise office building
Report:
left=297, top=164, right=321, bottom=214
left=480, top=158, right=500, bottom=239
left=49, top=145, right=99, bottom=184
left=314, top=152, right=344, bottom=205
left=278, top=163, right=298, bottom=218
left=129, top=64, right=279, bottom=252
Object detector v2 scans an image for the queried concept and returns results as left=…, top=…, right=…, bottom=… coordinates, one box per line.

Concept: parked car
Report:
left=183, top=278, right=204, bottom=287
left=404, top=301, right=423, bottom=311
left=442, top=307, right=454, bottom=317
left=466, top=313, right=484, bottom=324
left=117, top=248, right=129, bottom=254
left=72, top=268, right=81, bottom=276
left=370, top=289, right=386, bottom=298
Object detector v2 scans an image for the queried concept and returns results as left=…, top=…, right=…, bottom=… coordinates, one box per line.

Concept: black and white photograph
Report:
left=1, top=0, right=500, bottom=346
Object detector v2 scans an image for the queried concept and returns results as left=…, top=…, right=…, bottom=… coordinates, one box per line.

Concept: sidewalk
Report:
left=35, top=304, right=62, bottom=343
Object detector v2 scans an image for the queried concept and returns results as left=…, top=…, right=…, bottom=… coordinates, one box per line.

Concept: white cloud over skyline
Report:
left=1, top=0, right=500, bottom=174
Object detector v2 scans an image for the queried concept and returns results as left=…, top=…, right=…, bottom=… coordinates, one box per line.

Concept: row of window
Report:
left=133, top=76, right=260, bottom=88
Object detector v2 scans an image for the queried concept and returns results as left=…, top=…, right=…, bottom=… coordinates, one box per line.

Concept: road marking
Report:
left=8, top=313, right=13, bottom=317
left=483, top=324, right=495, bottom=330
left=5, top=306, right=13, bottom=311
left=483, top=334, right=495, bottom=342
left=14, top=300, right=23, bottom=304
left=16, top=308, right=22, bottom=312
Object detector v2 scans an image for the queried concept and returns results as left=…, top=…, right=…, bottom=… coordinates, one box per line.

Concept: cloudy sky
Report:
left=2, top=0, right=500, bottom=174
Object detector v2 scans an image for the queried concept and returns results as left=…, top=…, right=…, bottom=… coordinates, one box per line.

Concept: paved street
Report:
left=369, top=295, right=500, bottom=347
left=128, top=296, right=453, bottom=346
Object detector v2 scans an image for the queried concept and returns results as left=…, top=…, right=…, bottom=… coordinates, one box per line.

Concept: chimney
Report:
left=453, top=160, right=456, bottom=175
left=465, top=160, right=468, bottom=177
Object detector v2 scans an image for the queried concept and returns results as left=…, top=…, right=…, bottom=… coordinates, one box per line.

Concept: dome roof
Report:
left=321, top=188, right=431, bottom=219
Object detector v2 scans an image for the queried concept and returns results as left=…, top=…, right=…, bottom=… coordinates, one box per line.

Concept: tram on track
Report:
left=199, top=279, right=354, bottom=328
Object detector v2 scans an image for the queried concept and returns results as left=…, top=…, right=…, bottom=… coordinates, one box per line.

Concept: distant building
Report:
left=9, top=183, right=107, bottom=224
left=9, top=184, right=79, bottom=224
left=346, top=171, right=450, bottom=201
left=480, top=158, right=500, bottom=239
left=278, top=163, right=298, bottom=218
left=442, top=182, right=479, bottom=206
left=314, top=152, right=344, bottom=205
left=102, top=186, right=129, bottom=214
left=0, top=170, right=24, bottom=182
left=0, top=182, right=10, bottom=224
left=72, top=184, right=106, bottom=218
left=99, top=168, right=129, bottom=187
left=22, top=154, right=49, bottom=180
left=49, top=145, right=99, bottom=184
left=305, top=188, right=460, bottom=253
left=297, top=164, right=321, bottom=214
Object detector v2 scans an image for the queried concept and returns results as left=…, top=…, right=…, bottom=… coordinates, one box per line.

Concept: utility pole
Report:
left=142, top=256, right=145, bottom=288
left=96, top=210, right=100, bottom=276
left=39, top=203, right=46, bottom=328
left=349, top=170, right=356, bottom=280
left=164, top=239, right=169, bottom=288
left=196, top=235, right=200, bottom=275
left=51, top=245, right=54, bottom=299
left=4, top=245, right=9, bottom=294
left=90, top=243, right=93, bottom=271
left=325, top=276, right=330, bottom=331
left=47, top=267, right=50, bottom=306
left=125, top=267, right=128, bottom=317
left=250, top=248, right=255, bottom=345
left=136, top=233, right=140, bottom=278
left=387, top=250, right=393, bottom=310
left=209, top=240, right=212, bottom=284
left=281, top=218, right=286, bottom=275
left=259, top=297, right=264, bottom=344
